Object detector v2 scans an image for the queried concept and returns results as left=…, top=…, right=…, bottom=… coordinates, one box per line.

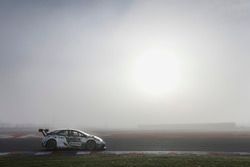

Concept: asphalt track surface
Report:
left=2, top=130, right=250, bottom=153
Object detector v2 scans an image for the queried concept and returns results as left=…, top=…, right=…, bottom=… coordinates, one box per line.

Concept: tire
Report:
left=46, top=139, right=57, bottom=150
left=86, top=140, right=96, bottom=151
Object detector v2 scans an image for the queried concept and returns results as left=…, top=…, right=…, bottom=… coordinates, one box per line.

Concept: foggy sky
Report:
left=1, top=0, right=250, bottom=128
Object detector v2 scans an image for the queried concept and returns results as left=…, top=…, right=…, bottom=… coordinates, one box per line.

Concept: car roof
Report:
left=50, top=128, right=90, bottom=136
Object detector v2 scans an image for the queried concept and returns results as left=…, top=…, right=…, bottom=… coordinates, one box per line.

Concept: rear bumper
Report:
left=41, top=140, right=46, bottom=148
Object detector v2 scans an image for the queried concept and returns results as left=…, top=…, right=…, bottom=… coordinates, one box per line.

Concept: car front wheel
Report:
left=86, top=140, right=96, bottom=151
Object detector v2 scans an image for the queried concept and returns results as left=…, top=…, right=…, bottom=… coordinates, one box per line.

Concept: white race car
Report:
left=39, top=128, right=106, bottom=151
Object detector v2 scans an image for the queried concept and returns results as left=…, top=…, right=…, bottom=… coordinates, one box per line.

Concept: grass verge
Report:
left=1, top=154, right=250, bottom=167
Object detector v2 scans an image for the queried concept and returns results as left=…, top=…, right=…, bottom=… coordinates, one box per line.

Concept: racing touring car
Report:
left=39, top=128, right=106, bottom=151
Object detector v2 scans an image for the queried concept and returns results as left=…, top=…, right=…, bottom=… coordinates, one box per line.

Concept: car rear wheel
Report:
left=46, top=139, right=57, bottom=150
left=86, top=140, right=96, bottom=151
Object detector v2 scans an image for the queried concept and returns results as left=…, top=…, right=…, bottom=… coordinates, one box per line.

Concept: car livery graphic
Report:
left=39, top=128, right=106, bottom=151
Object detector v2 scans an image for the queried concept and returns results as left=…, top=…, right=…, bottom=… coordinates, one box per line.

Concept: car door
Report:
left=66, top=130, right=82, bottom=148
left=78, top=131, right=88, bottom=149
left=56, top=130, right=69, bottom=148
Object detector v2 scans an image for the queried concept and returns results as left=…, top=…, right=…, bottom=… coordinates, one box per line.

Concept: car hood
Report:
left=89, top=135, right=103, bottom=142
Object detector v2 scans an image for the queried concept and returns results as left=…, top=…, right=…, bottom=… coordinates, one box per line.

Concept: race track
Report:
left=1, top=129, right=250, bottom=153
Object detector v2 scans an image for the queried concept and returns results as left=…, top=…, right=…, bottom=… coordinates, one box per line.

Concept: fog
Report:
left=0, top=0, right=250, bottom=129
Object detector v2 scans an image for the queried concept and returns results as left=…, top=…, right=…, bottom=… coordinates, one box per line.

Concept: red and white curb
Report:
left=1, top=151, right=250, bottom=156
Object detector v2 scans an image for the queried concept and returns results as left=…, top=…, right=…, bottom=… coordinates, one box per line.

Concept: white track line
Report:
left=18, top=134, right=41, bottom=139
left=100, top=151, right=250, bottom=156
left=0, top=134, right=14, bottom=139
left=101, top=151, right=208, bottom=155
left=237, top=152, right=250, bottom=156
left=34, top=151, right=52, bottom=156
left=0, top=134, right=41, bottom=139
left=76, top=151, right=91, bottom=155
left=0, top=152, right=10, bottom=156
left=1, top=151, right=250, bottom=156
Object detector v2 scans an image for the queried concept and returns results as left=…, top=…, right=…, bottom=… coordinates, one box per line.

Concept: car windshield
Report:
left=77, top=130, right=90, bottom=137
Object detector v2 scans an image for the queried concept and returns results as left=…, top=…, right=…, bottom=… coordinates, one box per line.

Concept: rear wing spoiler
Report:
left=38, top=128, right=49, bottom=136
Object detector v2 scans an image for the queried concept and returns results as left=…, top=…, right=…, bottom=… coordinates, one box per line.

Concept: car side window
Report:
left=68, top=130, right=74, bottom=136
left=69, top=130, right=80, bottom=137
left=66, top=130, right=87, bottom=137
left=73, top=131, right=78, bottom=137
left=57, top=130, right=68, bottom=136
left=78, top=132, right=87, bottom=137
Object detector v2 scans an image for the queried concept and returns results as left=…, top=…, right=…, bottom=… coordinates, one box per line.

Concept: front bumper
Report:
left=96, top=143, right=106, bottom=150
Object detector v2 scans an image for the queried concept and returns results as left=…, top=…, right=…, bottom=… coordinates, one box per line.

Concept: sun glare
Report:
left=133, top=49, right=181, bottom=96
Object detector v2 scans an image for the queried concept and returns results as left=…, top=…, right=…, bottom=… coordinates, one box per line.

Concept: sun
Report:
left=132, top=50, right=181, bottom=96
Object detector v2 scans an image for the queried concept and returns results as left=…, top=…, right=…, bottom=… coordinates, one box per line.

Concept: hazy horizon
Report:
left=1, top=0, right=250, bottom=128
left=0, top=122, right=248, bottom=132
